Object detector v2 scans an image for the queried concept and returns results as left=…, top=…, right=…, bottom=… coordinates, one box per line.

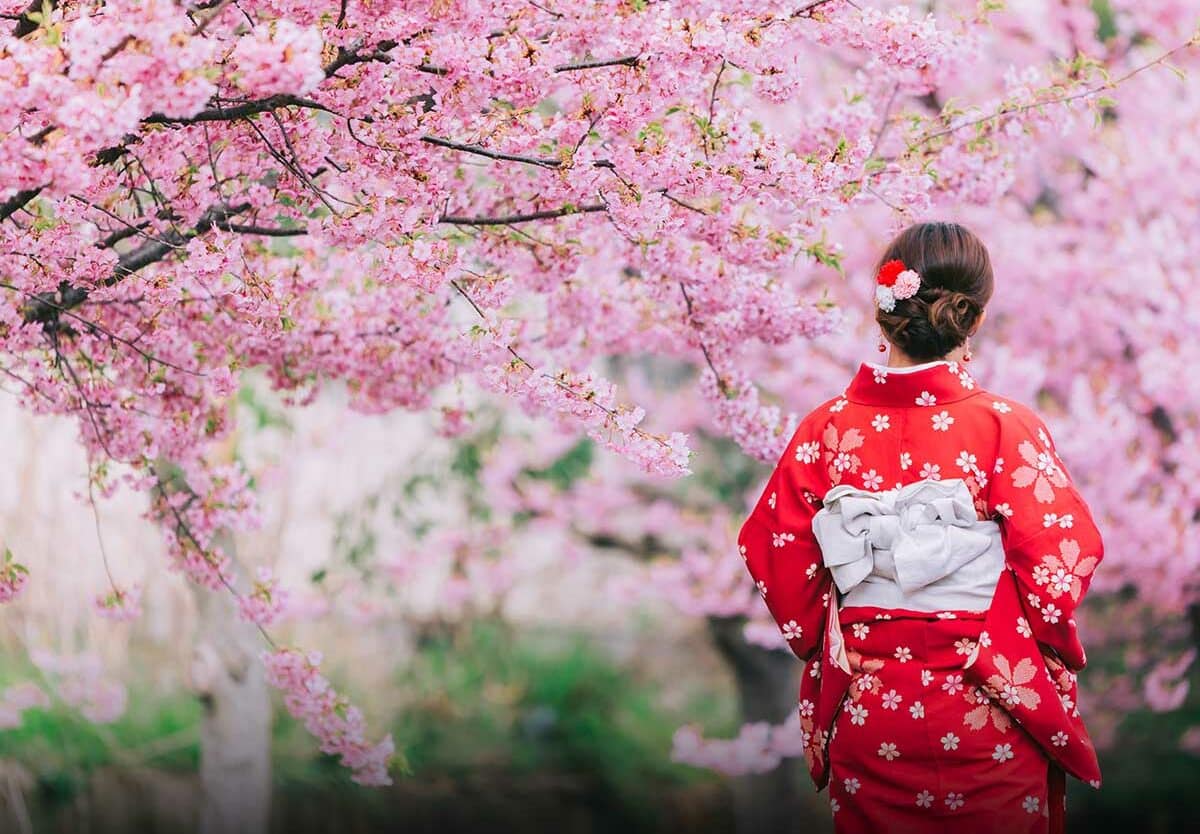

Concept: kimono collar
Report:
left=844, top=360, right=979, bottom=407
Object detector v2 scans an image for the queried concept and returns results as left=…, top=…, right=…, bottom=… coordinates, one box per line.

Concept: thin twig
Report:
left=449, top=279, right=671, bottom=448
left=439, top=203, right=607, bottom=226
left=420, top=136, right=563, bottom=168
left=909, top=37, right=1198, bottom=150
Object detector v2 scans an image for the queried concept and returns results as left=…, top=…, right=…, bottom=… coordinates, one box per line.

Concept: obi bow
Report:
left=811, top=478, right=1001, bottom=598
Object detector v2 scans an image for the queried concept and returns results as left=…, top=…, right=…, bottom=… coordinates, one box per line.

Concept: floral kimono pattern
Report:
left=737, top=361, right=1104, bottom=833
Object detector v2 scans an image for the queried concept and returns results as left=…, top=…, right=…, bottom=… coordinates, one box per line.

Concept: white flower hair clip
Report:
left=875, top=259, right=922, bottom=312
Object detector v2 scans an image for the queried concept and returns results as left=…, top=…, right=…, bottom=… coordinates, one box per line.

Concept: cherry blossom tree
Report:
left=3, top=0, right=1199, bottom=808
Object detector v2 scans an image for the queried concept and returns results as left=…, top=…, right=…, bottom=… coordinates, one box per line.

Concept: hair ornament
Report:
left=875, top=259, right=922, bottom=312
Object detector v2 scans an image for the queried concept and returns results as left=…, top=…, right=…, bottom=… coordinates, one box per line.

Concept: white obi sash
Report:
left=811, top=478, right=1004, bottom=612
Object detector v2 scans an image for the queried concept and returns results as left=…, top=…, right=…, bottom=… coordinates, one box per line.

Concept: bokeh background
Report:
left=4, top=0, right=1200, bottom=833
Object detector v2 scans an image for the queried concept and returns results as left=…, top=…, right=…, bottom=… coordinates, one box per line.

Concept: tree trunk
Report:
left=190, top=531, right=272, bottom=834
left=708, top=615, right=826, bottom=834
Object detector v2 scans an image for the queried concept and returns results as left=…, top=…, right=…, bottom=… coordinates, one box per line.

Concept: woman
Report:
left=737, top=222, right=1104, bottom=834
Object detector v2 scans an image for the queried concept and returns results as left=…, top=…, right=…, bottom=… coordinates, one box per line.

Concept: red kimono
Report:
left=738, top=360, right=1104, bottom=834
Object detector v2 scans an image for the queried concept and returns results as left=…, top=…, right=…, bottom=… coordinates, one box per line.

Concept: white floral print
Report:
left=877, top=742, right=900, bottom=761
left=796, top=440, right=821, bottom=463
left=931, top=411, right=954, bottom=431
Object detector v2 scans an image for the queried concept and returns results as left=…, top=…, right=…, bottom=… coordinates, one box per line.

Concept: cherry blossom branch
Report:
left=143, top=94, right=335, bottom=125
left=439, top=203, right=607, bottom=225
left=555, top=54, right=640, bottom=71
left=150, top=472, right=278, bottom=650
left=420, top=136, right=563, bottom=168
left=21, top=202, right=252, bottom=325
left=324, top=40, right=400, bottom=76
left=419, top=53, right=641, bottom=76
left=11, top=0, right=47, bottom=38
left=1, top=282, right=204, bottom=375
left=113, top=202, right=252, bottom=278
left=212, top=221, right=306, bottom=237
left=792, top=0, right=840, bottom=18
left=678, top=279, right=732, bottom=397
left=0, top=188, right=42, bottom=223
left=909, top=36, right=1199, bottom=150
left=450, top=279, right=676, bottom=452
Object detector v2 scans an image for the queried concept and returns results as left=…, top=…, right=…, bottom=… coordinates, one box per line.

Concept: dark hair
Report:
left=874, top=222, right=994, bottom=361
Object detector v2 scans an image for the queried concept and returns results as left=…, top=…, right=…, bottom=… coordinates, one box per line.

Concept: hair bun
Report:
left=873, top=222, right=994, bottom=361
left=926, top=289, right=979, bottom=345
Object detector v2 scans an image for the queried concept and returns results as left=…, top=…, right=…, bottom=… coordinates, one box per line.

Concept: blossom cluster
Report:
left=237, top=568, right=289, bottom=626
left=672, top=713, right=806, bottom=776
left=94, top=584, right=143, bottom=622
left=29, top=650, right=128, bottom=724
left=0, top=547, right=28, bottom=603
left=262, top=648, right=394, bottom=786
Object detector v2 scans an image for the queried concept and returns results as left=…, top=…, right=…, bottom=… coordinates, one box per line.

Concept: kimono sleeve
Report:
left=987, top=405, right=1104, bottom=672
left=736, top=420, right=833, bottom=663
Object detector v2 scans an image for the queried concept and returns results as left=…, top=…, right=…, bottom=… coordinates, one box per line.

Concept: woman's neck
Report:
left=885, top=345, right=968, bottom=368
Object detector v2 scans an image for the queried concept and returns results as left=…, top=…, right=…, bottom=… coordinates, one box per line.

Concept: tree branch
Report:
left=439, top=203, right=607, bottom=226
left=12, top=0, right=49, bottom=38
left=143, top=95, right=334, bottom=126
left=420, top=136, right=563, bottom=168
left=324, top=39, right=399, bottom=76
left=112, top=202, right=250, bottom=279
left=213, top=221, right=306, bottom=237
left=22, top=203, right=251, bottom=324
left=555, top=55, right=640, bottom=72
left=421, top=53, right=642, bottom=77
left=0, top=187, right=42, bottom=223
left=792, top=0, right=839, bottom=18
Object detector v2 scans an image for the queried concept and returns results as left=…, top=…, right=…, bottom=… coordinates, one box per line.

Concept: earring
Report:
left=877, top=333, right=887, bottom=353
left=962, top=340, right=972, bottom=363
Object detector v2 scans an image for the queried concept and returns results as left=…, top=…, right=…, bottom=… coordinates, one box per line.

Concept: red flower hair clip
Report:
left=875, top=259, right=922, bottom=312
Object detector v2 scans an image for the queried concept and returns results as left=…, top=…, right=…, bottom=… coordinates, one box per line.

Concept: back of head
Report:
left=874, top=222, right=994, bottom=361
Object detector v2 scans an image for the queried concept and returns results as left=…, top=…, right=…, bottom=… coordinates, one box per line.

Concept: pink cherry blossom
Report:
left=237, top=567, right=289, bottom=627
left=262, top=648, right=394, bottom=786
left=94, top=584, right=143, bottom=622
left=0, top=548, right=29, bottom=603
